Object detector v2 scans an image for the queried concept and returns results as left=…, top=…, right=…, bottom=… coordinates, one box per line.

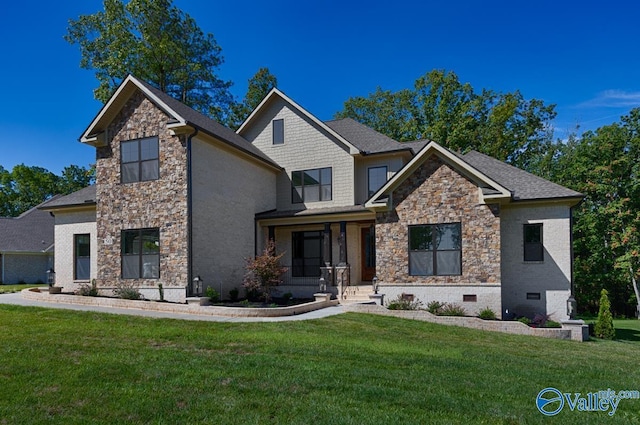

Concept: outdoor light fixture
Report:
left=193, top=275, right=203, bottom=297
left=319, top=277, right=327, bottom=293
left=46, top=268, right=55, bottom=287
left=372, top=276, right=379, bottom=294
left=567, top=295, right=577, bottom=319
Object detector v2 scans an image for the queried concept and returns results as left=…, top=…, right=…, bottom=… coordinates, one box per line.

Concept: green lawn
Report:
left=0, top=283, right=43, bottom=294
left=1, top=305, right=639, bottom=424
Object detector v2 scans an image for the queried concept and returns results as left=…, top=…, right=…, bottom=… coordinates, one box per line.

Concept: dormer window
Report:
left=272, top=119, right=284, bottom=145
left=121, top=136, right=159, bottom=183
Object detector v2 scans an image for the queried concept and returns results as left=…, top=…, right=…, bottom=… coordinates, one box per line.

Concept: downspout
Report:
left=186, top=127, right=198, bottom=297
left=1, top=252, right=4, bottom=284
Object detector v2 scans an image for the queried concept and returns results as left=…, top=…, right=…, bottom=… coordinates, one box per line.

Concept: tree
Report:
left=243, top=240, right=287, bottom=303
left=0, top=164, right=95, bottom=217
left=549, top=108, right=640, bottom=317
left=65, top=0, right=233, bottom=119
left=335, top=69, right=557, bottom=170
left=226, top=67, right=278, bottom=129
left=594, top=289, right=615, bottom=339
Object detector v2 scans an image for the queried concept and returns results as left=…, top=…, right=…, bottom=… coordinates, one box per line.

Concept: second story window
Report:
left=272, top=119, right=284, bottom=145
left=121, top=136, right=159, bottom=183
left=368, top=166, right=388, bottom=198
left=292, top=167, right=332, bottom=203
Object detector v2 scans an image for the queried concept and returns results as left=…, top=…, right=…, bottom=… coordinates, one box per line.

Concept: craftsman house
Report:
left=41, top=75, right=582, bottom=320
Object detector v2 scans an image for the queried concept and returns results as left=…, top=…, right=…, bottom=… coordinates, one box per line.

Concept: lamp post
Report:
left=46, top=268, right=55, bottom=287
left=372, top=276, right=379, bottom=294
left=567, top=294, right=577, bottom=319
left=319, top=277, right=327, bottom=293
left=192, top=275, right=203, bottom=297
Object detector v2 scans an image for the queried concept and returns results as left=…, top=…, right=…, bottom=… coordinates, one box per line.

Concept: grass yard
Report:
left=0, top=283, right=43, bottom=294
left=1, top=306, right=639, bottom=424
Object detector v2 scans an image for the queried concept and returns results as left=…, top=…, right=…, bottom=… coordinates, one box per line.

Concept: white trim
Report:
left=80, top=75, right=187, bottom=145
left=236, top=88, right=361, bottom=155
left=365, top=141, right=511, bottom=210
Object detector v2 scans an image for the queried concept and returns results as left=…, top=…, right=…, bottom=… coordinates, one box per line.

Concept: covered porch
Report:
left=255, top=206, right=376, bottom=301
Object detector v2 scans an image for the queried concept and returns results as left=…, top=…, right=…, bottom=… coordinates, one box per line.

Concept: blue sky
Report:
left=1, top=0, right=639, bottom=174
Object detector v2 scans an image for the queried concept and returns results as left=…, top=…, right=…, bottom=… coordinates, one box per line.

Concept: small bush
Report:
left=517, top=317, right=532, bottom=325
left=206, top=286, right=220, bottom=303
left=544, top=320, right=561, bottom=328
left=229, top=287, right=239, bottom=302
left=478, top=307, right=497, bottom=320
left=439, top=303, right=467, bottom=316
left=282, top=292, right=293, bottom=303
left=427, top=301, right=444, bottom=315
left=594, top=288, right=615, bottom=339
left=113, top=281, right=141, bottom=300
left=243, top=240, right=287, bottom=303
left=77, top=279, right=99, bottom=297
left=387, top=294, right=422, bottom=310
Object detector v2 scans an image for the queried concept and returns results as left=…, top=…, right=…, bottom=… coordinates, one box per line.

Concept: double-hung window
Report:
left=409, top=223, right=462, bottom=276
left=292, top=167, right=332, bottom=203
left=74, top=234, right=91, bottom=280
left=121, top=136, right=159, bottom=183
left=524, top=223, right=543, bottom=261
left=121, top=228, right=160, bottom=279
left=368, top=166, right=388, bottom=198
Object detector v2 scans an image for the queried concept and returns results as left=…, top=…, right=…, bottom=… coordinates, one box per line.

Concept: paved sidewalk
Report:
left=0, top=292, right=345, bottom=322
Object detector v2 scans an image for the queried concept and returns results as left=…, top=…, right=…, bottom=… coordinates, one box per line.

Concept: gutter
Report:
left=186, top=127, right=198, bottom=296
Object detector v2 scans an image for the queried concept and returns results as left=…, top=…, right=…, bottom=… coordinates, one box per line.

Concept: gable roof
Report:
left=460, top=151, right=583, bottom=201
left=324, top=118, right=412, bottom=155
left=39, top=185, right=96, bottom=210
left=366, top=141, right=512, bottom=210
left=236, top=88, right=361, bottom=155
left=80, top=75, right=280, bottom=170
left=0, top=202, right=55, bottom=253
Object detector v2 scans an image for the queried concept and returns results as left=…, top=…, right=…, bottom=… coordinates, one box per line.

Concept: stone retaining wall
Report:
left=343, top=304, right=588, bottom=341
left=22, top=288, right=338, bottom=318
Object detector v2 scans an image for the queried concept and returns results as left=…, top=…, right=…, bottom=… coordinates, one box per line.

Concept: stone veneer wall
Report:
left=95, top=91, right=188, bottom=299
left=376, top=156, right=501, bottom=285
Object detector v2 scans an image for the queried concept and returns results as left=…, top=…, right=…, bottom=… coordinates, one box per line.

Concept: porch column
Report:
left=322, top=223, right=332, bottom=266
left=339, top=221, right=348, bottom=266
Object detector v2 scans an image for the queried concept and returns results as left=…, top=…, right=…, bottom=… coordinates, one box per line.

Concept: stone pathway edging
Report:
left=343, top=304, right=588, bottom=341
left=22, top=288, right=339, bottom=318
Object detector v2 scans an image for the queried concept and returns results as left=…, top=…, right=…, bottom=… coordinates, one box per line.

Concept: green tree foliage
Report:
left=226, top=67, right=278, bottom=130
left=65, top=0, right=233, bottom=120
left=0, top=164, right=94, bottom=217
left=335, top=69, right=556, bottom=170
left=594, top=289, right=615, bottom=339
left=549, top=108, right=640, bottom=316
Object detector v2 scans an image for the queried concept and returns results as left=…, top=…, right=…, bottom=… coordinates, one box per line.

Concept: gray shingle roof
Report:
left=0, top=202, right=55, bottom=253
left=136, top=78, right=281, bottom=169
left=39, top=185, right=96, bottom=210
left=461, top=150, right=583, bottom=201
left=402, top=139, right=431, bottom=154
left=324, top=118, right=412, bottom=155
left=256, top=204, right=370, bottom=220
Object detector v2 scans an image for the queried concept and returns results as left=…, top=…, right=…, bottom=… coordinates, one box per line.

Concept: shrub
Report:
left=206, top=286, right=220, bottom=303
left=439, top=303, right=467, bottom=316
left=243, top=240, right=287, bottom=303
left=532, top=313, right=551, bottom=327
left=544, top=320, right=561, bottom=328
left=229, top=287, right=239, bottom=302
left=478, top=307, right=497, bottom=320
left=594, top=288, right=615, bottom=339
left=427, top=301, right=444, bottom=315
left=387, top=294, right=422, bottom=310
left=517, top=317, right=532, bottom=325
left=113, top=281, right=141, bottom=300
left=77, top=279, right=99, bottom=297
left=282, top=292, right=293, bottom=303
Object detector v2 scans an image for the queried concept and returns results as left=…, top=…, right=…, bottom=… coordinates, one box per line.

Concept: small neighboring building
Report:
left=43, top=75, right=583, bottom=321
left=0, top=202, right=55, bottom=284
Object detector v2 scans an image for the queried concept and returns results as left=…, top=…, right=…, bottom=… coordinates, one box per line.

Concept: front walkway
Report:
left=0, top=291, right=345, bottom=323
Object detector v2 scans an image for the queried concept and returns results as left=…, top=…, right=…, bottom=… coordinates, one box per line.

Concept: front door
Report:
left=361, top=226, right=376, bottom=282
